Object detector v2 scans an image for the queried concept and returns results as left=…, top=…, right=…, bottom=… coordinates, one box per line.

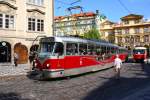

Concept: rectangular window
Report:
left=134, top=20, right=140, bottom=24
left=125, top=37, right=129, bottom=43
left=134, top=28, right=140, bottom=34
left=37, top=19, right=44, bottom=31
left=5, top=15, right=9, bottom=28
left=125, top=28, right=129, bottom=34
left=116, top=29, right=122, bottom=34
left=0, top=14, right=14, bottom=29
left=144, top=35, right=149, bottom=42
left=124, top=20, right=129, bottom=25
left=135, top=36, right=140, bottom=42
left=144, top=27, right=149, bottom=33
left=10, top=16, right=14, bottom=29
left=28, top=18, right=44, bottom=32
left=28, top=18, right=35, bottom=31
left=28, top=0, right=44, bottom=6
left=0, top=14, right=3, bottom=28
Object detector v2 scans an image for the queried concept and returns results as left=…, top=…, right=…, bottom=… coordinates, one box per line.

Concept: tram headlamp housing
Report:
left=33, top=60, right=36, bottom=62
left=46, top=64, right=50, bottom=67
left=34, top=63, right=37, bottom=67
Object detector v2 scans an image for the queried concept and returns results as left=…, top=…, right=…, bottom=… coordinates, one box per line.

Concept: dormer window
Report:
left=134, top=20, right=140, bottom=24
left=124, top=20, right=129, bottom=25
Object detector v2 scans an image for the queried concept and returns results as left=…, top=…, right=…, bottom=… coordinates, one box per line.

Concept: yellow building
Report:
left=114, top=14, right=150, bottom=49
left=100, top=14, right=150, bottom=50
left=0, top=0, right=53, bottom=64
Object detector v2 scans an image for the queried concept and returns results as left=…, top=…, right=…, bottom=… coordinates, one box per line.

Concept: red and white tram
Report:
left=133, top=47, right=148, bottom=62
left=33, top=36, right=128, bottom=78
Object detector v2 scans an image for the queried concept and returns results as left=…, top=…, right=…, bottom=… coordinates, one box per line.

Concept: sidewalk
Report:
left=0, top=63, right=31, bottom=77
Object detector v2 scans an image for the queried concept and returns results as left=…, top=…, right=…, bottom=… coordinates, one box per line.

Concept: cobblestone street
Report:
left=0, top=63, right=30, bottom=77
left=0, top=63, right=150, bottom=100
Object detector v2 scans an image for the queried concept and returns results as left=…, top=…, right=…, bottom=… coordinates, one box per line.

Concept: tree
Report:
left=83, top=28, right=101, bottom=39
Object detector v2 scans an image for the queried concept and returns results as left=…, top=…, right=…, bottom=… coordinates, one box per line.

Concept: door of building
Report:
left=14, top=43, right=28, bottom=64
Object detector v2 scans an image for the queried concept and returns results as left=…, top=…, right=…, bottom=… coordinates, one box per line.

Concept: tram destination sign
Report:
left=40, top=37, right=55, bottom=42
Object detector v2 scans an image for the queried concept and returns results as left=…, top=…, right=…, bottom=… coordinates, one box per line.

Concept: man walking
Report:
left=114, top=54, right=122, bottom=79
left=14, top=52, right=19, bottom=67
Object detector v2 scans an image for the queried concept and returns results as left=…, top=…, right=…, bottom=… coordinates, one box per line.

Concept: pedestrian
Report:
left=14, top=52, right=19, bottom=67
left=29, top=52, right=34, bottom=64
left=114, top=54, right=122, bottom=80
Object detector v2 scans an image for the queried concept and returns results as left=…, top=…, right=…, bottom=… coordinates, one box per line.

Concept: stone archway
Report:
left=0, top=41, right=11, bottom=63
left=14, top=43, right=28, bottom=64
left=144, top=44, right=150, bottom=57
left=30, top=44, right=39, bottom=52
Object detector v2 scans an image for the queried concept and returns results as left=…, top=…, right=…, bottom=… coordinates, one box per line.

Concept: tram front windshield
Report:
left=133, top=49, right=145, bottom=54
left=39, top=42, right=64, bottom=55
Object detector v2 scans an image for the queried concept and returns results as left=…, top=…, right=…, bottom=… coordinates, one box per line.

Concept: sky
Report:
left=54, top=0, right=150, bottom=22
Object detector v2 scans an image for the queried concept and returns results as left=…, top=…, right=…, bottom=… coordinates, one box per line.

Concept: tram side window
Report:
left=79, top=43, right=87, bottom=55
left=111, top=47, right=115, bottom=54
left=88, top=44, right=95, bottom=55
left=66, top=43, right=78, bottom=55
left=96, top=45, right=102, bottom=60
left=96, top=45, right=101, bottom=55
left=116, top=48, right=119, bottom=54
left=101, top=46, right=107, bottom=60
left=107, top=47, right=111, bottom=54
left=54, top=42, right=64, bottom=55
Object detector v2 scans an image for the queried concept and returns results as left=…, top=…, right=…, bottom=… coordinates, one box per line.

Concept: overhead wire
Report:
left=117, top=0, right=131, bottom=14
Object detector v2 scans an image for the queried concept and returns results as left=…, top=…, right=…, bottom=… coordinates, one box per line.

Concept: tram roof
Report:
left=134, top=47, right=147, bottom=50
left=41, top=36, right=119, bottom=47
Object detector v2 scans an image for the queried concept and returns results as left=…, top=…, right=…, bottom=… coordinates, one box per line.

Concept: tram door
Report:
left=0, top=42, right=11, bottom=63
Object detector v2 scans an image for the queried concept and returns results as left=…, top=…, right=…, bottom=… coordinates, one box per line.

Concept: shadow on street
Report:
left=83, top=63, right=150, bottom=100
left=0, top=92, right=31, bottom=100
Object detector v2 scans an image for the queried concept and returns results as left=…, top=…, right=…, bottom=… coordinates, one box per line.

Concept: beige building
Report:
left=114, top=14, right=150, bottom=50
left=0, top=0, right=53, bottom=64
left=54, top=11, right=102, bottom=36
left=100, top=20, right=115, bottom=43
left=100, top=14, right=150, bottom=50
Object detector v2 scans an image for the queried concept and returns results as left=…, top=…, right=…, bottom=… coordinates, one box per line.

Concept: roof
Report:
left=134, top=47, right=147, bottom=50
left=121, top=14, right=143, bottom=20
left=54, top=12, right=96, bottom=20
left=41, top=36, right=119, bottom=47
left=101, top=20, right=115, bottom=25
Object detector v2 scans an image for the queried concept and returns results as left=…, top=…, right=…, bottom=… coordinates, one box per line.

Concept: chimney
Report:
left=96, top=10, right=99, bottom=14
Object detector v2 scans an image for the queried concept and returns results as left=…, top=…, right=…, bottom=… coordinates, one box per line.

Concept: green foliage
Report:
left=99, top=14, right=107, bottom=21
left=83, top=28, right=101, bottom=39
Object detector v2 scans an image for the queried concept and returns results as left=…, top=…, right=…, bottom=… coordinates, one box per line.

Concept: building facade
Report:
left=54, top=11, right=102, bottom=37
left=114, top=14, right=150, bottom=50
left=100, top=14, right=150, bottom=50
left=100, top=20, right=115, bottom=43
left=0, top=0, right=53, bottom=64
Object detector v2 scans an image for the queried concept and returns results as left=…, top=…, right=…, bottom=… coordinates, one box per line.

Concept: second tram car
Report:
left=133, top=47, right=148, bottom=62
left=33, top=36, right=128, bottom=78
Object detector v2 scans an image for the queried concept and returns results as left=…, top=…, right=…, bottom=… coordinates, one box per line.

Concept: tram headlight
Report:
left=34, top=63, right=37, bottom=67
left=46, top=64, right=50, bottom=67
